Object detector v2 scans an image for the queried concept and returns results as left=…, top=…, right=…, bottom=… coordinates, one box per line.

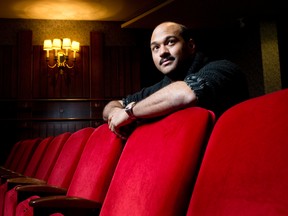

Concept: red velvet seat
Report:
left=1, top=140, right=23, bottom=171
left=1, top=140, right=25, bottom=183
left=186, top=89, right=288, bottom=216
left=13, top=138, right=42, bottom=175
left=0, top=138, right=42, bottom=216
left=0, top=133, right=71, bottom=216
left=0, top=140, right=22, bottom=178
left=0, top=132, right=71, bottom=192
left=31, top=132, right=71, bottom=182
left=1, top=136, right=54, bottom=185
left=21, top=136, right=54, bottom=179
left=0, top=133, right=71, bottom=215
left=3, top=127, right=94, bottom=216
left=28, top=107, right=215, bottom=216
left=0, top=138, right=42, bottom=178
left=16, top=123, right=124, bottom=216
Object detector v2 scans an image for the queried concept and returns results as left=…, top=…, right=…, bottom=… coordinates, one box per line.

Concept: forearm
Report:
left=102, top=100, right=123, bottom=121
left=132, top=81, right=197, bottom=119
left=103, top=81, right=197, bottom=139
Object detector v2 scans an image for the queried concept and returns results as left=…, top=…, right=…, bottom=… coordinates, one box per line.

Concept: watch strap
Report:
left=125, top=102, right=137, bottom=120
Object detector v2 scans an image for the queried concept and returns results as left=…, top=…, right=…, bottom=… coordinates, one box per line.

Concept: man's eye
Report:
left=168, top=40, right=176, bottom=45
left=152, top=46, right=159, bottom=52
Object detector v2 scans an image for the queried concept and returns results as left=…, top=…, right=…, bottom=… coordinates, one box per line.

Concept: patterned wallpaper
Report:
left=0, top=19, right=141, bottom=46
left=260, top=21, right=282, bottom=94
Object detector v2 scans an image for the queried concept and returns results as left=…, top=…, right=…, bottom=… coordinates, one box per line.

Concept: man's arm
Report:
left=103, top=81, right=197, bottom=138
left=132, top=81, right=197, bottom=118
left=102, top=100, right=123, bottom=122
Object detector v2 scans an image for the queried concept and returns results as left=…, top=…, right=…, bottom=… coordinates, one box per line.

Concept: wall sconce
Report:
left=43, top=38, right=80, bottom=75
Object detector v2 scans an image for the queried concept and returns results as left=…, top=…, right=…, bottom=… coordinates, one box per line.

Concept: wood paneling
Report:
left=0, top=30, right=141, bottom=165
left=33, top=45, right=90, bottom=98
left=0, top=45, right=17, bottom=98
left=17, top=30, right=33, bottom=99
left=90, top=31, right=104, bottom=98
left=104, top=46, right=140, bottom=98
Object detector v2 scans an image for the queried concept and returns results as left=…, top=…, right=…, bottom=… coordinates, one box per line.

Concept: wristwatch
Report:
left=124, top=101, right=137, bottom=120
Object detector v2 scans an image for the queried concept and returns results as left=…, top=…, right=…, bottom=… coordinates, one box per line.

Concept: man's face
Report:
left=150, top=23, right=195, bottom=75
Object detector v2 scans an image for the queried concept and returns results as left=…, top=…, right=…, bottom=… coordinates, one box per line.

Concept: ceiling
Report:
left=0, top=0, right=284, bottom=29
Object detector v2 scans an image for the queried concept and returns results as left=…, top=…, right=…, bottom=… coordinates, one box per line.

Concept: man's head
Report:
left=150, top=22, right=196, bottom=77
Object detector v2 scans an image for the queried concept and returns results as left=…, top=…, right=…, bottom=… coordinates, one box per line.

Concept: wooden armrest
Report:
left=16, top=185, right=67, bottom=203
left=1, top=172, right=23, bottom=179
left=0, top=167, right=13, bottom=174
left=30, top=196, right=102, bottom=216
left=7, top=177, right=46, bottom=190
left=1, top=172, right=24, bottom=184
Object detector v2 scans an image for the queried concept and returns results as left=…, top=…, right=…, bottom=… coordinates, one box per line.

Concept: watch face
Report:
left=125, top=102, right=136, bottom=119
left=126, top=102, right=136, bottom=110
left=125, top=103, right=132, bottom=111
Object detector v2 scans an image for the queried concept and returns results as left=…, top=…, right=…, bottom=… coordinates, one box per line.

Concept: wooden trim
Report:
left=90, top=32, right=104, bottom=98
left=17, top=30, right=33, bottom=99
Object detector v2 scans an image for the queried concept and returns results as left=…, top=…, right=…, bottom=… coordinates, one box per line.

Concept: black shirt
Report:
left=123, top=52, right=249, bottom=117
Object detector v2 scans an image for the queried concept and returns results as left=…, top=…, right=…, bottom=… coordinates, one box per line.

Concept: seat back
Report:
left=4, top=139, right=38, bottom=173
left=66, top=124, right=124, bottom=203
left=186, top=89, right=288, bottom=216
left=3, top=141, right=22, bottom=168
left=23, top=136, right=54, bottom=178
left=33, top=132, right=71, bottom=181
left=14, top=125, right=123, bottom=216
left=0, top=138, right=40, bottom=216
left=2, top=128, right=93, bottom=216
left=13, top=138, right=42, bottom=174
left=0, top=141, right=23, bottom=176
left=100, top=107, right=215, bottom=216
left=46, top=127, right=95, bottom=189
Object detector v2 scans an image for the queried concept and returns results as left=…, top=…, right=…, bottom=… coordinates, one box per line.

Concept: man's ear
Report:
left=188, top=38, right=196, bottom=53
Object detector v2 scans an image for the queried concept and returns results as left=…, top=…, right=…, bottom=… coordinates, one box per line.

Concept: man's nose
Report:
left=159, top=45, right=169, bottom=57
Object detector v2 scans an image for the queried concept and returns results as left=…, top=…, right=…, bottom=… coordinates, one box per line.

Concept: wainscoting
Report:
left=0, top=30, right=141, bottom=164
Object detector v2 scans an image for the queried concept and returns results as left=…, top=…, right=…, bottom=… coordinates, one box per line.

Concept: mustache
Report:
left=160, top=56, right=175, bottom=65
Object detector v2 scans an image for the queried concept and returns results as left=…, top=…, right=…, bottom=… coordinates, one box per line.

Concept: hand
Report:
left=107, top=107, right=133, bottom=139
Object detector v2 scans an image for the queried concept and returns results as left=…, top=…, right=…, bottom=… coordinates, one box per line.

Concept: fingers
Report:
left=108, top=117, right=127, bottom=140
left=114, top=130, right=127, bottom=140
left=110, top=126, right=127, bottom=140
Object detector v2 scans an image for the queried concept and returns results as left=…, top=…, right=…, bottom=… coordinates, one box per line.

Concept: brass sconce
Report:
left=43, top=38, right=80, bottom=75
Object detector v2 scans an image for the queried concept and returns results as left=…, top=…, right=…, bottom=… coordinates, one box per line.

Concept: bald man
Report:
left=103, top=21, right=249, bottom=139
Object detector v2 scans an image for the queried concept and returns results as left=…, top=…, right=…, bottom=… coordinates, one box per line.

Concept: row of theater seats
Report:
left=1, top=88, right=288, bottom=216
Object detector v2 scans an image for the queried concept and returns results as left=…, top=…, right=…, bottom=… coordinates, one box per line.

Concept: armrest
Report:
left=1, top=172, right=24, bottom=184
left=7, top=177, right=46, bottom=190
left=16, top=184, right=67, bottom=203
left=30, top=196, right=102, bottom=216
left=0, top=173, right=23, bottom=184
left=0, top=167, right=13, bottom=175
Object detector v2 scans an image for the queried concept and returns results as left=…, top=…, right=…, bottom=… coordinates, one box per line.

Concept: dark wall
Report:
left=0, top=28, right=141, bottom=164
left=137, top=18, right=266, bottom=98
left=277, top=17, right=288, bottom=89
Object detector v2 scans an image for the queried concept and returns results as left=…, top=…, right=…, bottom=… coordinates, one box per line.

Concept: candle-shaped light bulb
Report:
left=71, top=41, right=80, bottom=59
left=43, top=39, right=52, bottom=58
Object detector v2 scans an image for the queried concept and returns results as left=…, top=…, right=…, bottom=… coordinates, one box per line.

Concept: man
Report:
left=103, top=21, right=249, bottom=139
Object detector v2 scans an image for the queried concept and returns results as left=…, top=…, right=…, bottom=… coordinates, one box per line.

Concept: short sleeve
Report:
left=184, top=75, right=209, bottom=101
